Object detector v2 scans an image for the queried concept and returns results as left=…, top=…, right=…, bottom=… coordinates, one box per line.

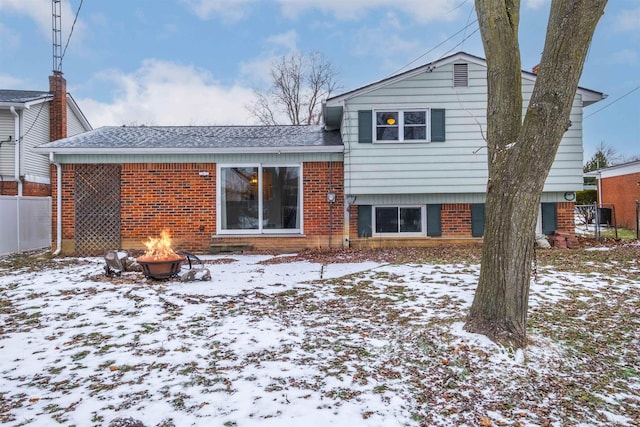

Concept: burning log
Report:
left=136, top=230, right=186, bottom=279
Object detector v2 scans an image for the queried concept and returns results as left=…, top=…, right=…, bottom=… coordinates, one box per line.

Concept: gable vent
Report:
left=453, top=63, right=468, bottom=87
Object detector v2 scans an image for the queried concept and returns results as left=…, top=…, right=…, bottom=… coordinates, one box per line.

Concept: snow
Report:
left=0, top=251, right=638, bottom=426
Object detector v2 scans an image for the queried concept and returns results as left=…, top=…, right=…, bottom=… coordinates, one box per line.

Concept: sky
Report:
left=0, top=0, right=639, bottom=161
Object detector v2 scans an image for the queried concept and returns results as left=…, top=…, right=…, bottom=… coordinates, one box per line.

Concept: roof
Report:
left=326, top=51, right=606, bottom=107
left=0, top=90, right=52, bottom=107
left=583, top=159, right=640, bottom=178
left=33, top=125, right=343, bottom=155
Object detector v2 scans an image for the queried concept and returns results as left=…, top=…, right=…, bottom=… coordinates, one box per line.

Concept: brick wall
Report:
left=601, top=173, right=640, bottom=229
left=120, top=163, right=216, bottom=251
left=55, top=161, right=344, bottom=254
left=441, top=203, right=473, bottom=236
left=23, top=182, right=51, bottom=197
left=49, top=72, right=67, bottom=142
left=557, top=202, right=575, bottom=234
left=0, top=181, right=18, bottom=196
left=50, top=164, right=75, bottom=253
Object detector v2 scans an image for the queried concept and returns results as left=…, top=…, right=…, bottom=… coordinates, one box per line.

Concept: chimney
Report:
left=532, top=64, right=540, bottom=75
left=49, top=71, right=67, bottom=141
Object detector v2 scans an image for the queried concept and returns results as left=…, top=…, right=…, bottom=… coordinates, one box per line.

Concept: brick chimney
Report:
left=49, top=71, right=67, bottom=141
left=532, top=64, right=540, bottom=75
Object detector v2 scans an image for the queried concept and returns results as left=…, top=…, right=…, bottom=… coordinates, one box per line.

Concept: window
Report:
left=375, top=110, right=428, bottom=142
left=373, top=206, right=425, bottom=235
left=219, top=165, right=301, bottom=234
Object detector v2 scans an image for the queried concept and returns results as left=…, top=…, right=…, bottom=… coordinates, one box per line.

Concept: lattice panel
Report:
left=74, top=164, right=121, bottom=255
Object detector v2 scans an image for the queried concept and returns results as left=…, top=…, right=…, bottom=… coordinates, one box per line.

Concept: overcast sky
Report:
left=0, top=0, right=638, bottom=160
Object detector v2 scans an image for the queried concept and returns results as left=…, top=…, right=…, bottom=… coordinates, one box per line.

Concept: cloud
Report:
left=0, top=73, right=25, bottom=88
left=180, top=0, right=257, bottom=22
left=277, top=0, right=462, bottom=22
left=615, top=7, right=640, bottom=33
left=524, top=0, right=548, bottom=9
left=0, top=0, right=85, bottom=43
left=77, top=59, right=257, bottom=127
left=238, top=30, right=300, bottom=88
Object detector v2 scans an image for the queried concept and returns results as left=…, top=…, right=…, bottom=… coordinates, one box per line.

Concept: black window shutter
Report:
left=357, top=205, right=372, bottom=237
left=541, top=203, right=557, bottom=235
left=358, top=110, right=373, bottom=144
left=471, top=203, right=485, bottom=237
left=431, top=109, right=445, bottom=142
left=426, top=204, right=442, bottom=237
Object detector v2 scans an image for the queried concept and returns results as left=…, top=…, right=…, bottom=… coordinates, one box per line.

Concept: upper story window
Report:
left=453, top=63, right=469, bottom=87
left=375, top=110, right=428, bottom=142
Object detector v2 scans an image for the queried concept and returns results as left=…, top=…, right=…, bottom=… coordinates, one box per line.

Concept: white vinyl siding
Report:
left=0, top=111, right=15, bottom=177
left=67, top=103, right=88, bottom=136
left=22, top=104, right=51, bottom=180
left=340, top=61, right=585, bottom=196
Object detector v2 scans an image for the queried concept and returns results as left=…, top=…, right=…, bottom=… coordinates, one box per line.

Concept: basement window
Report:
left=373, top=206, right=425, bottom=235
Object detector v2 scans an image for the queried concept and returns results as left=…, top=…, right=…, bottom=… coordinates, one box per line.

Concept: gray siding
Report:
left=22, top=104, right=51, bottom=181
left=0, top=111, right=15, bottom=177
left=342, top=61, right=585, bottom=197
left=67, top=103, right=88, bottom=136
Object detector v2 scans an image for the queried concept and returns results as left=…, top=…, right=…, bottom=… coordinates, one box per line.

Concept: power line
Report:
left=60, top=0, right=84, bottom=68
left=385, top=19, right=479, bottom=78
left=584, top=85, right=640, bottom=119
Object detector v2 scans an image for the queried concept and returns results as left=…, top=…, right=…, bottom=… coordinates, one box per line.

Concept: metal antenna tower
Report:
left=52, top=0, right=62, bottom=72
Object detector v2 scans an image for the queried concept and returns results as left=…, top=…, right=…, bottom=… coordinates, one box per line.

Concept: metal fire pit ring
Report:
left=137, top=254, right=187, bottom=280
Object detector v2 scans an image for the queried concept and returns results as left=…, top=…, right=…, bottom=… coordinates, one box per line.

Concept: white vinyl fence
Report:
left=0, top=196, right=51, bottom=255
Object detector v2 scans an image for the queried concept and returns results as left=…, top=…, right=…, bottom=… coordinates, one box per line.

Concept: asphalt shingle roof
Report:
left=35, top=125, right=343, bottom=153
left=0, top=90, right=51, bottom=103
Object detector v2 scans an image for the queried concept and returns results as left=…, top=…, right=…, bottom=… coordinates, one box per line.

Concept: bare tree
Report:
left=463, top=0, right=607, bottom=348
left=248, top=52, right=338, bottom=125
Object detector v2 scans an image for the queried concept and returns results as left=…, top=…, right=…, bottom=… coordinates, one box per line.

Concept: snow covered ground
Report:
left=0, top=246, right=638, bottom=427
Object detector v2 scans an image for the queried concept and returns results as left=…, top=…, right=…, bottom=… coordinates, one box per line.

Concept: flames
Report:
left=139, top=229, right=182, bottom=261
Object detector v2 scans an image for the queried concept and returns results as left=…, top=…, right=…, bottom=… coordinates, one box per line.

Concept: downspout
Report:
left=9, top=106, right=21, bottom=196
left=51, top=153, right=63, bottom=256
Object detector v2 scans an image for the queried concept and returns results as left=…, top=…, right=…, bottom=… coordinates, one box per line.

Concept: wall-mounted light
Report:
left=327, top=192, right=336, bottom=203
left=564, top=192, right=575, bottom=201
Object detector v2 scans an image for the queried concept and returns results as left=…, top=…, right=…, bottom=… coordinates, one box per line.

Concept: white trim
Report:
left=372, top=108, right=431, bottom=143
left=372, top=205, right=426, bottom=236
left=33, top=145, right=344, bottom=156
left=325, top=51, right=604, bottom=108
left=23, top=174, right=51, bottom=185
left=216, top=163, right=304, bottom=236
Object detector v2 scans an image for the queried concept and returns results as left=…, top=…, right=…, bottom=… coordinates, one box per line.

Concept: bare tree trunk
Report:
left=464, top=0, right=607, bottom=348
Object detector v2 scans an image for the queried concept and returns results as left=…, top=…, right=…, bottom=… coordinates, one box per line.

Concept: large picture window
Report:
left=375, top=110, right=428, bottom=142
left=373, top=206, right=425, bottom=235
left=219, top=165, right=301, bottom=234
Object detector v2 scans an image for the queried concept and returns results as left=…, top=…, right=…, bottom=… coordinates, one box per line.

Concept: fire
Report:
left=140, top=229, right=182, bottom=261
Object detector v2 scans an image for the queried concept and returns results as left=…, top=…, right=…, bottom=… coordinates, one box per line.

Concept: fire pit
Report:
left=136, top=230, right=186, bottom=280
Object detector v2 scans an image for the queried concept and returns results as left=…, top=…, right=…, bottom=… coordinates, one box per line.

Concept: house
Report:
left=0, top=72, right=92, bottom=196
left=584, top=159, right=640, bottom=231
left=324, top=52, right=605, bottom=246
left=33, top=125, right=343, bottom=255
left=33, top=52, right=605, bottom=256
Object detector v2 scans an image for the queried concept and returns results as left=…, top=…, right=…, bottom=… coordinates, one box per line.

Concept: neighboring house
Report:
left=0, top=72, right=92, bottom=196
left=34, top=52, right=605, bottom=256
left=584, top=160, right=640, bottom=230
left=324, top=52, right=605, bottom=245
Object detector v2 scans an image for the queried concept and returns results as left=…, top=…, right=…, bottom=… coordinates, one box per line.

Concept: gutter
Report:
left=51, top=154, right=62, bottom=256
left=9, top=106, right=22, bottom=196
